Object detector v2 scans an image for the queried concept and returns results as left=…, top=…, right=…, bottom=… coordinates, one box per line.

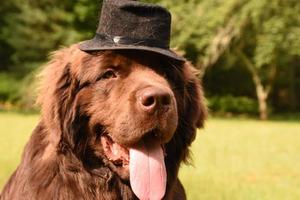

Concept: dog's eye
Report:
left=99, top=69, right=117, bottom=80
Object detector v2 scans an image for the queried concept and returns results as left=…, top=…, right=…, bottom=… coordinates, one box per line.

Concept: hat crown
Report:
left=97, top=0, right=171, bottom=48
left=79, top=0, right=185, bottom=62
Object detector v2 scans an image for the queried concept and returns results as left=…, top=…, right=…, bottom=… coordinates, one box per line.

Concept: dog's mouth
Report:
left=100, top=133, right=167, bottom=200
left=100, top=135, right=130, bottom=171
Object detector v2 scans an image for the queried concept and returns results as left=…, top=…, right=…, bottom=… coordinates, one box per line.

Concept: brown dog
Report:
left=1, top=45, right=206, bottom=200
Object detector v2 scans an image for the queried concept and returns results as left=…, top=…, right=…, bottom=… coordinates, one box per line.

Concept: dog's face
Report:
left=90, top=51, right=179, bottom=166
left=38, top=45, right=206, bottom=198
left=76, top=50, right=180, bottom=177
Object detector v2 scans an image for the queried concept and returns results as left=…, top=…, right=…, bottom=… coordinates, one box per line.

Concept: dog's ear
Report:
left=172, top=60, right=207, bottom=161
left=37, top=45, right=89, bottom=155
left=182, top=61, right=207, bottom=130
left=164, top=60, right=207, bottom=175
left=165, top=59, right=207, bottom=163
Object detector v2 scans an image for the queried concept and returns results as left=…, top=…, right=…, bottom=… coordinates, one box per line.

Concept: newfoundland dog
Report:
left=1, top=45, right=206, bottom=200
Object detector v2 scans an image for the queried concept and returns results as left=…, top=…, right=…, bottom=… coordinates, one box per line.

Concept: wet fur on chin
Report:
left=0, top=44, right=207, bottom=200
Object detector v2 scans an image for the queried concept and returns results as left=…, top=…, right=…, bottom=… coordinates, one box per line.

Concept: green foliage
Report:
left=0, top=0, right=98, bottom=73
left=0, top=0, right=299, bottom=114
left=0, top=0, right=98, bottom=108
left=0, top=73, right=20, bottom=102
left=203, top=56, right=255, bottom=97
left=250, top=0, right=300, bottom=68
left=208, top=95, right=258, bottom=114
left=16, top=70, right=40, bottom=110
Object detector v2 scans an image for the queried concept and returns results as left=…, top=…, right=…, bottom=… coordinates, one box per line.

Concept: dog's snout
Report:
left=138, top=87, right=172, bottom=113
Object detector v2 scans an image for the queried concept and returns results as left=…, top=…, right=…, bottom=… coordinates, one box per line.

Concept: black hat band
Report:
left=94, top=33, right=169, bottom=49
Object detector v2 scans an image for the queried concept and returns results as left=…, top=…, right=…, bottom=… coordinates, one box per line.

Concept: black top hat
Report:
left=79, top=0, right=184, bottom=62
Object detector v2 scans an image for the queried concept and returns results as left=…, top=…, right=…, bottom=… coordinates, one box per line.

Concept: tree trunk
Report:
left=235, top=49, right=277, bottom=120
left=255, top=83, right=268, bottom=120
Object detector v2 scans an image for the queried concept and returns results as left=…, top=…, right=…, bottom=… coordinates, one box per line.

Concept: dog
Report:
left=1, top=0, right=207, bottom=199
left=1, top=46, right=206, bottom=200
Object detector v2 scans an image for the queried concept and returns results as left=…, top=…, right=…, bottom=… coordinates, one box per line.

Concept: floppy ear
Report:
left=182, top=61, right=207, bottom=130
left=163, top=60, right=207, bottom=189
left=167, top=60, right=207, bottom=163
left=37, top=45, right=89, bottom=155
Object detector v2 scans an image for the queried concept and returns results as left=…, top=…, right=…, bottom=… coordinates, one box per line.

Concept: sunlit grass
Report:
left=180, top=118, right=300, bottom=200
left=0, top=112, right=300, bottom=199
left=0, top=112, right=38, bottom=188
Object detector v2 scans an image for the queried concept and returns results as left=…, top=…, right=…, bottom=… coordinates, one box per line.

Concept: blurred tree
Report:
left=230, top=0, right=300, bottom=119
left=0, top=0, right=17, bottom=71
left=157, top=0, right=300, bottom=119
left=0, top=0, right=299, bottom=117
left=0, top=0, right=99, bottom=105
left=0, top=0, right=99, bottom=76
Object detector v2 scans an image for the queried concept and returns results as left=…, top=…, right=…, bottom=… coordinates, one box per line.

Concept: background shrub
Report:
left=208, top=95, right=259, bottom=115
left=0, top=73, right=20, bottom=103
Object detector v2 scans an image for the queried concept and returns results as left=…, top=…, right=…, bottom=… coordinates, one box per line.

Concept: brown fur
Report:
left=1, top=45, right=207, bottom=200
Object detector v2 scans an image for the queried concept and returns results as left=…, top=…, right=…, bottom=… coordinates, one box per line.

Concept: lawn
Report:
left=0, top=112, right=300, bottom=199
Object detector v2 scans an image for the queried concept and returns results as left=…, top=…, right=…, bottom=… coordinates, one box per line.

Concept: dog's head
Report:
left=38, top=45, right=207, bottom=198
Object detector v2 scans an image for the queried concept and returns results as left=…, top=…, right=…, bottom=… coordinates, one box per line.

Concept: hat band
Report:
left=95, top=33, right=169, bottom=49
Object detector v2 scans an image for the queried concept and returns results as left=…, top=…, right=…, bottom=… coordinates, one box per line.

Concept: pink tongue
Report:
left=129, top=141, right=167, bottom=200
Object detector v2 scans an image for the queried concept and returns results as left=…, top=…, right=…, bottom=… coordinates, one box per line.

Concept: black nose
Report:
left=138, top=87, right=171, bottom=113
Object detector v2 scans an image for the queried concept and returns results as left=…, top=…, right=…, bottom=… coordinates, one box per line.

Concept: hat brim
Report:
left=79, top=38, right=185, bottom=62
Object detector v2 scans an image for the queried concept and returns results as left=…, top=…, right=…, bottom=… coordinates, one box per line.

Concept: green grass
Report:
left=0, top=112, right=38, bottom=187
left=180, top=118, right=300, bottom=200
left=0, top=112, right=300, bottom=199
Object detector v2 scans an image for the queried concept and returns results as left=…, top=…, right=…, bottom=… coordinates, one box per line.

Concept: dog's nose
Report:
left=138, top=87, right=171, bottom=113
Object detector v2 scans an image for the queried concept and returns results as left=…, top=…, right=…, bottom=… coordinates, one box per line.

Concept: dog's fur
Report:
left=1, top=45, right=207, bottom=200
